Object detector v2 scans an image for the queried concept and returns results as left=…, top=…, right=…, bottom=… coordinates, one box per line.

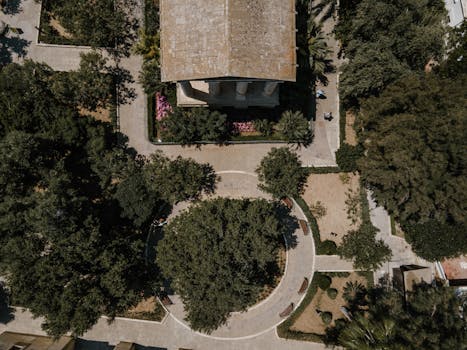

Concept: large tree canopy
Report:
left=358, top=74, right=466, bottom=226
left=156, top=198, right=294, bottom=333
left=326, top=282, right=467, bottom=349
left=337, top=0, right=446, bottom=104
left=0, top=61, right=216, bottom=336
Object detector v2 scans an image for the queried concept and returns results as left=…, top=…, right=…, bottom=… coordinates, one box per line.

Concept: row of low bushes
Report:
left=294, top=197, right=338, bottom=255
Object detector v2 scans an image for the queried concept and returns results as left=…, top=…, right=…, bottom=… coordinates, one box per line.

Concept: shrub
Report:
left=253, top=119, right=274, bottom=136
left=276, top=110, right=313, bottom=145
left=335, top=143, right=364, bottom=172
left=320, top=240, right=338, bottom=255
left=327, top=288, right=338, bottom=300
left=321, top=311, right=332, bottom=325
left=256, top=147, right=309, bottom=199
left=316, top=274, right=332, bottom=290
left=310, top=200, right=327, bottom=219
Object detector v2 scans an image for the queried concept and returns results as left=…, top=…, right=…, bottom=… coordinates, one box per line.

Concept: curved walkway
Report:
left=165, top=172, right=316, bottom=339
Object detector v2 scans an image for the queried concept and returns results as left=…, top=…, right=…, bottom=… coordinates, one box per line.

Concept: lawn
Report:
left=302, top=172, right=361, bottom=246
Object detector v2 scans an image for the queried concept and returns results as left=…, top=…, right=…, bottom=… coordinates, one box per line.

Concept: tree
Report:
left=307, top=20, right=333, bottom=82
left=358, top=74, right=466, bottom=228
left=276, top=110, right=313, bottom=145
left=156, top=198, right=293, bottom=332
left=326, top=282, right=467, bottom=350
left=437, top=21, right=467, bottom=78
left=0, top=61, right=164, bottom=337
left=144, top=151, right=218, bottom=204
left=404, top=221, right=467, bottom=262
left=337, top=0, right=446, bottom=105
left=138, top=58, right=168, bottom=95
left=51, top=0, right=137, bottom=49
left=161, top=107, right=229, bottom=144
left=256, top=147, right=310, bottom=199
left=339, top=223, right=392, bottom=271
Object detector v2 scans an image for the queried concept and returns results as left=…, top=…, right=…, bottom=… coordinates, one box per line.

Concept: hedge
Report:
left=276, top=272, right=325, bottom=342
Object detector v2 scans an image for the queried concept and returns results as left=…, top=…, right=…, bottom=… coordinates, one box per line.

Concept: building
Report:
left=393, top=265, right=434, bottom=297
left=0, top=332, right=74, bottom=350
left=160, top=0, right=296, bottom=108
left=445, top=0, right=466, bottom=27
left=436, top=255, right=467, bottom=289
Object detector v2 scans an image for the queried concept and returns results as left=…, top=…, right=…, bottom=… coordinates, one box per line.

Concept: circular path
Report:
left=165, top=171, right=316, bottom=339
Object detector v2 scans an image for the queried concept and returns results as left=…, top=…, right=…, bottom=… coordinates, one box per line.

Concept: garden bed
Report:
left=302, top=172, right=361, bottom=246
left=118, top=296, right=166, bottom=322
left=290, top=272, right=368, bottom=334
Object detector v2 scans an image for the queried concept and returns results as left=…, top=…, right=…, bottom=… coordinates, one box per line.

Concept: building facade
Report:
left=160, top=0, right=297, bottom=107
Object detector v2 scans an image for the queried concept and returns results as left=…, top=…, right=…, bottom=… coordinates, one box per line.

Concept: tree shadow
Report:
left=75, top=339, right=167, bottom=350
left=107, top=64, right=137, bottom=106
left=0, top=32, right=30, bottom=65
left=1, top=0, right=23, bottom=15
left=276, top=204, right=299, bottom=250
left=0, top=283, right=14, bottom=324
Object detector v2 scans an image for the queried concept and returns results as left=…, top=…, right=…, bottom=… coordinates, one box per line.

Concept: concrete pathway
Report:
left=0, top=1, right=344, bottom=348
left=366, top=191, right=435, bottom=283
left=314, top=255, right=354, bottom=272
left=165, top=172, right=316, bottom=339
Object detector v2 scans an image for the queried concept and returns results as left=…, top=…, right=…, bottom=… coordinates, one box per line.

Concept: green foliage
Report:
left=320, top=240, right=338, bottom=255
left=326, top=282, right=467, bottom=349
left=276, top=271, right=324, bottom=342
left=133, top=30, right=160, bottom=61
left=144, top=151, right=218, bottom=204
left=321, top=311, right=333, bottom=325
left=41, top=0, right=137, bottom=48
left=335, top=143, right=363, bottom=172
left=161, top=108, right=229, bottom=144
left=317, top=274, right=332, bottom=290
left=306, top=20, right=332, bottom=82
left=337, top=0, right=446, bottom=105
left=0, top=61, right=215, bottom=337
left=339, top=223, right=391, bottom=271
left=358, top=74, right=466, bottom=227
left=404, top=221, right=467, bottom=262
left=276, top=110, right=313, bottom=145
left=253, top=118, right=274, bottom=136
left=139, top=59, right=168, bottom=95
left=256, top=147, right=309, bottom=199
left=437, top=21, right=467, bottom=78
left=327, top=288, right=338, bottom=300
left=156, top=198, right=294, bottom=333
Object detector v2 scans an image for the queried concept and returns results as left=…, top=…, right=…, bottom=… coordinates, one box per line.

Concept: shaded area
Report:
left=75, top=339, right=167, bottom=350
left=1, top=0, right=23, bottom=15
left=0, top=31, right=29, bottom=65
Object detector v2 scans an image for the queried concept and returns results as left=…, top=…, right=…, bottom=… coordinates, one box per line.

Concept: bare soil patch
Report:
left=79, top=107, right=111, bottom=123
left=303, top=173, right=360, bottom=245
left=345, top=111, right=357, bottom=146
left=120, top=296, right=166, bottom=321
left=291, top=272, right=367, bottom=334
left=49, top=17, right=73, bottom=39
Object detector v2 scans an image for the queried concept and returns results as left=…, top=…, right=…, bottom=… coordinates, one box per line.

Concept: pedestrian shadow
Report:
left=0, top=33, right=30, bottom=65
left=1, top=0, right=23, bottom=15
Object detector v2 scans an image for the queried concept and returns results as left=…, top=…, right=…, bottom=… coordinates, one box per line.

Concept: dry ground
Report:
left=49, top=17, right=73, bottom=39
left=344, top=111, right=357, bottom=146
left=291, top=272, right=367, bottom=334
left=121, top=296, right=167, bottom=322
left=303, top=173, right=361, bottom=245
left=79, top=107, right=112, bottom=123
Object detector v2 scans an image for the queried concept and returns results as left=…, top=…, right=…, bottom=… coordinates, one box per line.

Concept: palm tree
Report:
left=338, top=315, right=397, bottom=350
left=307, top=20, right=333, bottom=83
left=312, top=0, right=338, bottom=23
left=276, top=110, right=313, bottom=146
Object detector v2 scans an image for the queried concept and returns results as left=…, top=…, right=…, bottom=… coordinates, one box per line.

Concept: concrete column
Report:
left=236, top=82, right=249, bottom=95
left=263, top=81, right=279, bottom=96
left=208, top=82, right=221, bottom=96
left=179, top=81, right=193, bottom=96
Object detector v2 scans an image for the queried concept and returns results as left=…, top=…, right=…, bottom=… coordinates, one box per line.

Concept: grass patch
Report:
left=147, top=94, right=156, bottom=142
left=357, top=271, right=374, bottom=287
left=339, top=102, right=346, bottom=146
left=277, top=272, right=325, bottom=342
left=308, top=166, right=341, bottom=174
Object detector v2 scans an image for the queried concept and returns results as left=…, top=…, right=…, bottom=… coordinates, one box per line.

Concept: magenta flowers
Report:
left=156, top=92, right=172, bottom=121
left=232, top=121, right=256, bottom=133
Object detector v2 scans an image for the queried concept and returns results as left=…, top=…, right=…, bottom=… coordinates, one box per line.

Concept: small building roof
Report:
left=441, top=255, right=467, bottom=281
left=160, top=0, right=296, bottom=82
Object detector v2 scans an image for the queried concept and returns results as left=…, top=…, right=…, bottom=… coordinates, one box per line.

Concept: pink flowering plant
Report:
left=231, top=121, right=256, bottom=134
left=156, top=92, right=172, bottom=121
